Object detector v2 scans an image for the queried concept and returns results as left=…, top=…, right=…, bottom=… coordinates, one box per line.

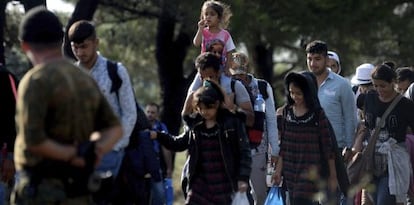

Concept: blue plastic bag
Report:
left=164, top=178, right=174, bottom=205
left=264, top=186, right=284, bottom=205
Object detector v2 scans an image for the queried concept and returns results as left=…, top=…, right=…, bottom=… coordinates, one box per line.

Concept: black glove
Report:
left=64, top=141, right=97, bottom=197
left=77, top=141, right=96, bottom=172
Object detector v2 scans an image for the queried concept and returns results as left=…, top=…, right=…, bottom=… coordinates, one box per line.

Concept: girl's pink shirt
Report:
left=201, top=28, right=236, bottom=58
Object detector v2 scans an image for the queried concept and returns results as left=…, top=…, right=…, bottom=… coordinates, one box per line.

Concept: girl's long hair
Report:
left=193, top=79, right=225, bottom=109
left=200, top=0, right=232, bottom=29
left=284, top=71, right=321, bottom=111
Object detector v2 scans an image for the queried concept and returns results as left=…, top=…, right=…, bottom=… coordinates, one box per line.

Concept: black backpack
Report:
left=231, top=78, right=269, bottom=148
left=106, top=60, right=151, bottom=139
left=230, top=78, right=269, bottom=101
left=106, top=60, right=160, bottom=174
left=105, top=61, right=160, bottom=203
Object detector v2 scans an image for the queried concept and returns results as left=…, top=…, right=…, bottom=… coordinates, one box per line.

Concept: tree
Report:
left=62, top=0, right=99, bottom=60
left=20, top=0, right=46, bottom=11
left=1, top=0, right=46, bottom=65
left=155, top=0, right=192, bottom=135
left=0, top=0, right=10, bottom=65
left=5, top=0, right=414, bottom=131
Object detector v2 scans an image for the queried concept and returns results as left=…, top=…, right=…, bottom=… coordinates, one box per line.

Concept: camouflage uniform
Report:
left=11, top=59, right=120, bottom=205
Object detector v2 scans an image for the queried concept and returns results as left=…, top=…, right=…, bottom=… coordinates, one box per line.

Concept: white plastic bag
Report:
left=232, top=191, right=249, bottom=205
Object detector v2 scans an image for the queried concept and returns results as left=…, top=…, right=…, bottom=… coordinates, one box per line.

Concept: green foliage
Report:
left=4, top=2, right=76, bottom=79
left=4, top=4, right=27, bottom=78
left=5, top=0, right=414, bottom=104
left=230, top=0, right=414, bottom=76
left=96, top=17, right=161, bottom=104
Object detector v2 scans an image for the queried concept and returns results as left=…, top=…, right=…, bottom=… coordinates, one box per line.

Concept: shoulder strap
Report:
left=257, top=79, right=268, bottom=99
left=230, top=78, right=236, bottom=93
left=365, top=94, right=403, bottom=151
left=281, top=105, right=288, bottom=136
left=106, top=60, right=122, bottom=100
left=8, top=74, right=17, bottom=101
left=230, top=78, right=237, bottom=104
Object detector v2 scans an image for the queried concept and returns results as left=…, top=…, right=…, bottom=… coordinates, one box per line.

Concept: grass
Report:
left=172, top=151, right=186, bottom=205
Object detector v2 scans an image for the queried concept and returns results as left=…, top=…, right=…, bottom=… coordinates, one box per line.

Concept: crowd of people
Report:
left=1, top=1, right=414, bottom=205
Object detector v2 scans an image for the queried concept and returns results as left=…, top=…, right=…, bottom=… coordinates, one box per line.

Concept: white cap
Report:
left=327, top=51, right=340, bottom=65
left=351, top=63, right=375, bottom=85
left=327, top=51, right=341, bottom=74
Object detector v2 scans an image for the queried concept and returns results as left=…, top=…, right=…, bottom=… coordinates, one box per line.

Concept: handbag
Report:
left=231, top=192, right=249, bottom=205
left=347, top=94, right=402, bottom=185
left=264, top=186, right=284, bottom=205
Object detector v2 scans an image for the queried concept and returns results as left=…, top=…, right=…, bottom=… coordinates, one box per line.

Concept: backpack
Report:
left=106, top=61, right=151, bottom=134
left=230, top=78, right=269, bottom=101
left=231, top=78, right=269, bottom=148
left=106, top=60, right=160, bottom=177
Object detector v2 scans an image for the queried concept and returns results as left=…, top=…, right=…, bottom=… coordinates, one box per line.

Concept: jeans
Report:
left=0, top=152, right=13, bottom=205
left=373, top=175, right=396, bottom=205
left=151, top=179, right=165, bottom=205
left=249, top=152, right=267, bottom=205
left=0, top=182, right=5, bottom=205
left=95, top=150, right=124, bottom=177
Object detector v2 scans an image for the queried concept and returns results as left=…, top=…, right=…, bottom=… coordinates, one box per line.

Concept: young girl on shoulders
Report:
left=193, top=0, right=235, bottom=74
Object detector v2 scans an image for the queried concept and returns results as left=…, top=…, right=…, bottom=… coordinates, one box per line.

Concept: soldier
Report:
left=11, top=6, right=122, bottom=205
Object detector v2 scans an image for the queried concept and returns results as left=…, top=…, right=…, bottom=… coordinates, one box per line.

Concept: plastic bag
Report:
left=264, top=186, right=284, bottom=205
left=231, top=192, right=249, bottom=205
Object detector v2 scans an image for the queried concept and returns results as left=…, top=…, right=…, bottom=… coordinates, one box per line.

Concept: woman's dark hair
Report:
left=396, top=66, right=414, bottom=83
left=284, top=71, right=320, bottom=110
left=193, top=80, right=225, bottom=108
left=371, top=64, right=396, bottom=83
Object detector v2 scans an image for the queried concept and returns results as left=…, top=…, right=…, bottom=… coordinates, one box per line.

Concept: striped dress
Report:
left=280, top=107, right=334, bottom=200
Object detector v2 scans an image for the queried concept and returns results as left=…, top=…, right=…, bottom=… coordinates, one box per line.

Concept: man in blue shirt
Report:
left=145, top=102, right=173, bottom=205
left=306, top=40, right=357, bottom=205
left=306, top=40, right=356, bottom=150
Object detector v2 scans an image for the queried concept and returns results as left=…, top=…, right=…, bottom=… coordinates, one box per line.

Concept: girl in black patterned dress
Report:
left=151, top=80, right=251, bottom=205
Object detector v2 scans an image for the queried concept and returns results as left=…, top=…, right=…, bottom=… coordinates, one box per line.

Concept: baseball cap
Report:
left=327, top=51, right=340, bottom=65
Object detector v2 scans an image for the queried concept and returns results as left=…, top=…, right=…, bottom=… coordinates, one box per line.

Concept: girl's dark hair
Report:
left=193, top=80, right=225, bottom=108
left=200, top=0, right=232, bottom=29
left=203, top=1, right=224, bottom=18
left=371, top=64, right=396, bottom=83
left=284, top=71, right=320, bottom=110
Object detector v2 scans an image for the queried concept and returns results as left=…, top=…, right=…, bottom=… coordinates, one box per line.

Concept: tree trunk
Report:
left=63, top=0, right=99, bottom=60
left=0, top=0, right=9, bottom=65
left=156, top=0, right=191, bottom=135
left=21, top=0, right=46, bottom=11
left=253, top=43, right=277, bottom=105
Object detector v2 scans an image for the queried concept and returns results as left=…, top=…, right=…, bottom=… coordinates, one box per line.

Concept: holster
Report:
left=24, top=141, right=97, bottom=197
